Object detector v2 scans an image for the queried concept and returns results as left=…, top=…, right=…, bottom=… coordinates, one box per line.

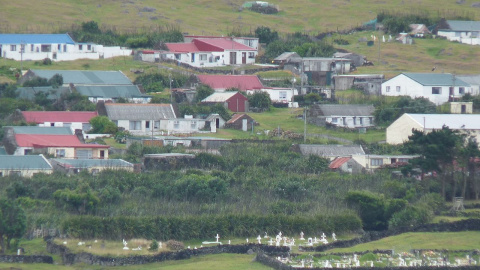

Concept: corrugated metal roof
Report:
left=16, top=134, right=109, bottom=148
left=30, top=70, right=132, bottom=85
left=16, top=86, right=71, bottom=101
left=402, top=73, right=470, bottom=86
left=274, top=52, right=302, bottom=61
left=195, top=38, right=256, bottom=51
left=406, top=113, right=480, bottom=130
left=457, top=75, right=480, bottom=86
left=197, top=75, right=263, bottom=91
left=0, top=34, right=75, bottom=44
left=105, top=104, right=176, bottom=120
left=75, top=85, right=149, bottom=99
left=0, top=147, right=7, bottom=155
left=0, top=155, right=52, bottom=170
left=201, top=92, right=238, bottom=102
left=315, top=104, right=375, bottom=117
left=226, top=113, right=247, bottom=124
left=329, top=157, right=351, bottom=169
left=298, top=144, right=365, bottom=157
left=445, top=20, right=480, bottom=31
left=52, top=158, right=133, bottom=168
left=22, top=111, right=97, bottom=123
left=165, top=43, right=202, bottom=53
left=10, top=126, right=74, bottom=135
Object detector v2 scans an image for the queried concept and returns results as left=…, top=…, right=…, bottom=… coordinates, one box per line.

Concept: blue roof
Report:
left=0, top=155, right=52, bottom=170
left=30, top=70, right=133, bottom=85
left=0, top=34, right=75, bottom=45
left=402, top=73, right=470, bottom=87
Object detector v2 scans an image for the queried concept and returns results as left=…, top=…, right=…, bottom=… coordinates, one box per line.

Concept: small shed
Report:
left=201, top=92, right=249, bottom=112
left=225, top=114, right=258, bottom=131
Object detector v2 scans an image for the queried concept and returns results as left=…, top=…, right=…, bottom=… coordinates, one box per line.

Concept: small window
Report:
left=432, top=87, right=441, bottom=94
left=370, top=159, right=383, bottom=166
left=56, top=149, right=66, bottom=157
left=154, top=121, right=160, bottom=129
left=0, top=172, right=3, bottom=177
left=396, top=86, right=400, bottom=92
left=248, top=52, right=255, bottom=58
left=9, top=171, right=21, bottom=176
left=87, top=44, right=91, bottom=50
left=174, top=121, right=180, bottom=129
left=199, top=54, right=207, bottom=61
left=129, top=121, right=141, bottom=130
left=10, top=45, right=16, bottom=51
left=41, top=45, right=51, bottom=52
left=58, top=44, right=61, bottom=50
left=31, top=44, right=34, bottom=51
left=386, top=86, right=390, bottom=92
left=191, top=121, right=197, bottom=128
left=63, top=45, right=67, bottom=52
left=279, top=91, right=287, bottom=99
left=459, top=87, right=465, bottom=94
left=359, top=118, right=363, bottom=125
left=332, top=117, right=338, bottom=123
left=79, top=44, right=83, bottom=50
left=175, top=54, right=181, bottom=60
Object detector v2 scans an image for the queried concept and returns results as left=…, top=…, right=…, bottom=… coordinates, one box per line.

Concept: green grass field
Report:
left=327, top=231, right=480, bottom=253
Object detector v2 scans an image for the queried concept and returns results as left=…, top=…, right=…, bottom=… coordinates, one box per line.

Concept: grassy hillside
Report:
left=1, top=0, right=479, bottom=35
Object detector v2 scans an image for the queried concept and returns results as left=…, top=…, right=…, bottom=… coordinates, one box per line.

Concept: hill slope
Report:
left=1, top=0, right=479, bottom=35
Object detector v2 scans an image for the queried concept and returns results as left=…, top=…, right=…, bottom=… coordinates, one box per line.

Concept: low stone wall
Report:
left=0, top=255, right=53, bottom=264
left=301, top=219, right=480, bottom=252
left=46, top=238, right=289, bottom=266
left=255, top=252, right=293, bottom=270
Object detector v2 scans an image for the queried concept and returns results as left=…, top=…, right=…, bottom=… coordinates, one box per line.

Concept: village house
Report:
left=246, top=87, right=299, bottom=104
left=225, top=113, right=258, bottom=131
left=396, top=33, right=414, bottom=44
left=20, top=69, right=133, bottom=87
left=332, top=74, right=384, bottom=94
left=386, top=113, right=480, bottom=145
left=0, top=155, right=53, bottom=178
left=15, top=110, right=98, bottom=131
left=74, top=85, right=151, bottom=103
left=0, top=33, right=132, bottom=61
left=351, top=154, right=419, bottom=172
left=293, top=144, right=365, bottom=161
left=456, top=74, right=480, bottom=96
left=163, top=36, right=258, bottom=67
left=437, top=20, right=480, bottom=45
left=50, top=158, right=134, bottom=175
left=381, top=73, right=471, bottom=105
left=16, top=86, right=71, bottom=101
left=126, top=136, right=230, bottom=150
left=409, top=24, right=431, bottom=37
left=195, top=74, right=263, bottom=92
left=308, top=104, right=375, bottom=128
left=2, top=126, right=109, bottom=159
left=329, top=157, right=364, bottom=174
left=201, top=92, right=249, bottom=112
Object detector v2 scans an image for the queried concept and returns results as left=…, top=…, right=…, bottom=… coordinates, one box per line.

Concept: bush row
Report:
left=61, top=213, right=362, bottom=240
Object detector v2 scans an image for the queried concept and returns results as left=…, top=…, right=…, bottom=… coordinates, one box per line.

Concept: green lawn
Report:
left=327, top=232, right=480, bottom=253
left=0, top=253, right=270, bottom=270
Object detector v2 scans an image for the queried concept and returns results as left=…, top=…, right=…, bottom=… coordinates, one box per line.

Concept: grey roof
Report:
left=75, top=85, right=150, bottom=99
left=456, top=75, right=480, bottom=86
left=52, top=158, right=133, bottom=168
left=298, top=144, right=365, bottom=157
left=402, top=73, right=470, bottom=87
left=315, top=104, right=375, bottom=117
left=29, top=70, right=132, bottom=85
left=16, top=86, right=71, bottom=101
left=274, top=52, right=302, bottom=61
left=105, top=104, right=176, bottom=120
left=406, top=113, right=480, bottom=130
left=0, top=155, right=52, bottom=170
left=8, top=126, right=74, bottom=135
left=445, top=20, right=480, bottom=31
left=202, top=92, right=238, bottom=102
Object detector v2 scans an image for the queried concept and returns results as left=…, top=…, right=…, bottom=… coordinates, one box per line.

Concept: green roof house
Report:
left=0, top=155, right=53, bottom=177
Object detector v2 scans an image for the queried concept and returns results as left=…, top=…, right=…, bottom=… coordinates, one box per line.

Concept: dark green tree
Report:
left=248, top=91, right=271, bottom=110
left=195, top=84, right=214, bottom=102
left=254, top=26, right=279, bottom=45
left=0, top=199, right=27, bottom=253
left=345, top=190, right=387, bottom=231
left=89, top=116, right=118, bottom=134
left=0, top=83, right=18, bottom=98
left=47, top=74, right=63, bottom=88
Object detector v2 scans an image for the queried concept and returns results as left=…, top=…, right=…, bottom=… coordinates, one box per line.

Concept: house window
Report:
left=432, top=87, right=441, bottom=94
left=20, top=44, right=25, bottom=53
left=386, top=86, right=390, bottom=92
left=174, top=121, right=180, bottom=129
left=191, top=121, right=197, bottom=128
left=129, top=121, right=141, bottom=130
left=396, top=86, right=400, bottom=92
left=10, top=45, right=16, bottom=51
left=58, top=44, right=61, bottom=50
left=332, top=117, right=338, bottom=123
left=63, top=45, right=67, bottom=52
left=370, top=159, right=383, bottom=166
left=359, top=118, right=363, bottom=125
left=56, top=149, right=66, bottom=157
left=154, top=121, right=160, bottom=129
left=175, top=54, right=181, bottom=60
left=31, top=44, right=34, bottom=51
left=459, top=87, right=465, bottom=94
left=9, top=171, right=21, bottom=176
left=41, top=45, right=51, bottom=52
left=87, top=44, right=91, bottom=50
left=199, top=54, right=207, bottom=61
left=79, top=44, right=83, bottom=50
left=24, top=149, right=33, bottom=155
left=248, top=52, right=255, bottom=59
left=0, top=172, right=3, bottom=177
left=279, top=91, right=287, bottom=99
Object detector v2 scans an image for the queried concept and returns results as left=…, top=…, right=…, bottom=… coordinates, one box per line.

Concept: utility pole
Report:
left=304, top=107, right=307, bottom=143
left=169, top=73, right=173, bottom=103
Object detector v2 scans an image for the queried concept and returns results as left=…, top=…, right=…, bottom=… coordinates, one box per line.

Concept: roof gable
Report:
left=29, top=70, right=132, bottom=85
left=201, top=92, right=247, bottom=103
left=194, top=38, right=255, bottom=51
left=0, top=155, right=52, bottom=170
left=197, top=75, right=263, bottom=91
left=105, top=104, right=176, bottom=120
left=0, top=34, right=75, bottom=44
left=22, top=111, right=98, bottom=124
left=329, top=157, right=352, bottom=169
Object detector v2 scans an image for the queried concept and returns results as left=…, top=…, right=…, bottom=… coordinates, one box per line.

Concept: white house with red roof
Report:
left=164, top=37, right=258, bottom=67
left=20, top=111, right=98, bottom=131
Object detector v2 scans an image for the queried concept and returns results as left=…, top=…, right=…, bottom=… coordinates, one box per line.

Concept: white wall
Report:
left=163, top=49, right=256, bottom=67
left=326, top=116, right=374, bottom=128
left=438, top=30, right=480, bottom=45
left=38, top=122, right=83, bottom=131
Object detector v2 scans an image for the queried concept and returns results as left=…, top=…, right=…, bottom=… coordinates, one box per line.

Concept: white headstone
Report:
left=257, top=235, right=262, bottom=244
left=300, top=231, right=305, bottom=240
left=228, top=240, right=231, bottom=245
left=246, top=238, right=249, bottom=243
left=332, top=232, right=337, bottom=241
left=215, top=234, right=220, bottom=243
left=264, top=232, right=268, bottom=238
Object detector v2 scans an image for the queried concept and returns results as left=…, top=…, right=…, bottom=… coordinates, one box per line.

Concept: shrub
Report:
left=149, top=240, right=159, bottom=251
left=166, top=240, right=184, bottom=251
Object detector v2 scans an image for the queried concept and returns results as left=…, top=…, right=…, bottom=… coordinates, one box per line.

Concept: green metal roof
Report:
left=9, top=126, right=74, bottom=135
left=75, top=85, right=150, bottom=99
left=30, top=70, right=133, bottom=85
left=16, top=86, right=71, bottom=101
left=402, top=73, right=470, bottom=87
left=0, top=147, right=7, bottom=155
left=445, top=20, right=480, bottom=31
left=0, top=155, right=52, bottom=170
left=52, top=158, right=133, bottom=168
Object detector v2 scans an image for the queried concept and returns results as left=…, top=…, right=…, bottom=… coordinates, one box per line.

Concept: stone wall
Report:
left=0, top=255, right=53, bottom=264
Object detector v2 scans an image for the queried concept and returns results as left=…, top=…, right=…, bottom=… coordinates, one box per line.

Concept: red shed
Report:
left=201, top=92, right=249, bottom=112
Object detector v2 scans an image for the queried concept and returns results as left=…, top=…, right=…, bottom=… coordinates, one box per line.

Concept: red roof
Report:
left=197, top=75, right=263, bottom=91
left=22, top=111, right=98, bottom=124
left=329, top=157, right=351, bottom=169
left=166, top=38, right=255, bottom=53
left=16, top=134, right=108, bottom=148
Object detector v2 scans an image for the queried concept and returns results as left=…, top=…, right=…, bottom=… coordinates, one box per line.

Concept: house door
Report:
left=145, top=121, right=150, bottom=131
left=461, top=105, right=466, bottom=114
left=449, top=87, right=454, bottom=96
left=242, top=52, right=246, bottom=64
left=216, top=118, right=220, bottom=128
left=191, top=53, right=195, bottom=62
left=100, top=150, right=105, bottom=159
left=230, top=52, right=236, bottom=64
